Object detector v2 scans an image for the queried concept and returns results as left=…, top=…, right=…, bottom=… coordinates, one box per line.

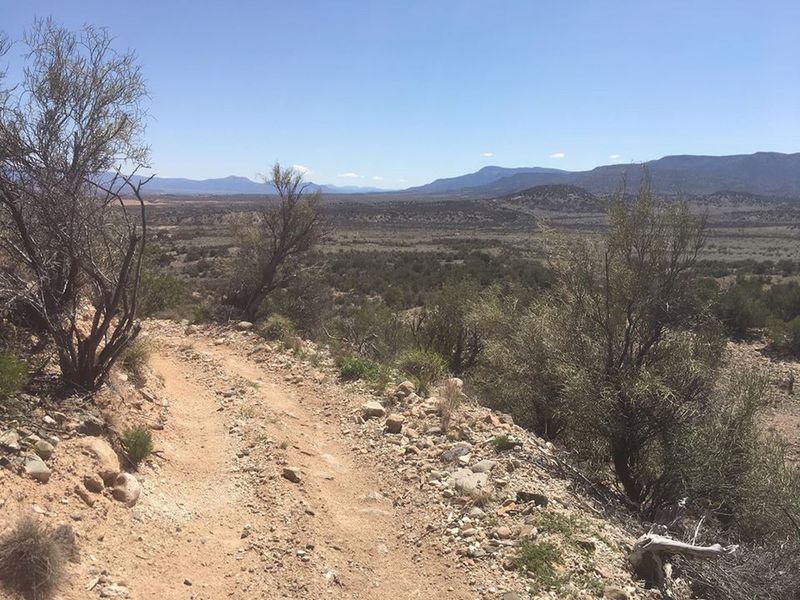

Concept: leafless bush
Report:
left=227, top=163, right=323, bottom=321
left=0, top=517, right=68, bottom=600
left=0, top=19, right=150, bottom=391
left=674, top=540, right=800, bottom=600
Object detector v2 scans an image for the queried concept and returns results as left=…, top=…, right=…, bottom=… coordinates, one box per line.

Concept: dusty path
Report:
left=116, top=330, right=475, bottom=599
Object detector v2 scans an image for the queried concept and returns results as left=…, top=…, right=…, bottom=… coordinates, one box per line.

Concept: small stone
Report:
left=604, top=587, right=630, bottom=600
left=184, top=579, right=193, bottom=586
left=24, top=455, right=51, bottom=483
left=493, top=526, right=513, bottom=540
left=75, top=485, right=95, bottom=507
left=184, top=325, right=197, bottom=335
left=576, top=538, right=596, bottom=553
left=361, top=401, right=386, bottom=419
left=282, top=466, right=303, bottom=483
left=111, top=472, right=141, bottom=506
left=241, top=524, right=252, bottom=538
left=0, top=430, right=21, bottom=452
left=83, top=474, right=105, bottom=493
left=471, top=459, right=497, bottom=474
left=441, top=446, right=470, bottom=463
left=385, top=414, right=405, bottom=434
left=99, top=583, right=129, bottom=598
left=236, top=321, right=254, bottom=331
left=77, top=415, right=105, bottom=436
left=451, top=468, right=489, bottom=495
left=42, top=415, right=57, bottom=426
left=34, top=439, right=55, bottom=460
left=516, top=490, right=549, bottom=507
left=394, top=381, right=416, bottom=398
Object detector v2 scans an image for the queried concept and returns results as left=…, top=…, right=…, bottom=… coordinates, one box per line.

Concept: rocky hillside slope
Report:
left=0, top=321, right=661, bottom=599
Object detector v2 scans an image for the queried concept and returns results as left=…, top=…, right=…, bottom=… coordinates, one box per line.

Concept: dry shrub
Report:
left=439, top=378, right=463, bottom=433
left=120, top=335, right=152, bottom=380
left=0, top=517, right=68, bottom=600
left=674, top=540, right=800, bottom=600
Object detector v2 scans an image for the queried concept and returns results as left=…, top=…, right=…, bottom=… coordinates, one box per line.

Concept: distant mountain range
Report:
left=407, top=152, right=800, bottom=197
left=130, top=152, right=800, bottom=198
left=133, top=175, right=392, bottom=195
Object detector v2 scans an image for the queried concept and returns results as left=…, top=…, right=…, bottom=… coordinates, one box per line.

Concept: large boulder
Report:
left=111, top=472, right=141, bottom=506
left=78, top=437, right=120, bottom=485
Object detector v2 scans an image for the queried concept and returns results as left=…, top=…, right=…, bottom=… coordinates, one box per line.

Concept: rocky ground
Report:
left=1, top=320, right=686, bottom=599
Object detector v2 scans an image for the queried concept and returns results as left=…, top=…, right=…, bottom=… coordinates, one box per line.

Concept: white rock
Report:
left=111, top=472, right=141, bottom=506
left=361, top=401, right=386, bottom=419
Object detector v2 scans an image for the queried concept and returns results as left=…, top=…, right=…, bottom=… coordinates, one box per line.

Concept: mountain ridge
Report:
left=126, top=151, right=800, bottom=197
left=411, top=151, right=800, bottom=198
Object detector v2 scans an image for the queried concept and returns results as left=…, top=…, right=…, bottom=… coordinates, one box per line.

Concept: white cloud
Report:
left=481, top=152, right=494, bottom=157
left=609, top=154, right=621, bottom=161
left=336, top=172, right=361, bottom=178
left=549, top=152, right=566, bottom=159
left=398, top=178, right=408, bottom=183
left=292, top=164, right=311, bottom=174
left=371, top=175, right=384, bottom=181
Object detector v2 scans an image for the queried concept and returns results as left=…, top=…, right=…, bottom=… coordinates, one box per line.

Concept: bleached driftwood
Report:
left=629, top=533, right=738, bottom=592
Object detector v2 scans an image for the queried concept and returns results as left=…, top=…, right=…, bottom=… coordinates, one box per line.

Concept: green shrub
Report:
left=137, top=267, right=188, bottom=317
left=491, top=434, right=518, bottom=452
left=256, top=314, right=295, bottom=341
left=337, top=355, right=382, bottom=381
left=259, top=267, right=334, bottom=338
left=328, top=299, right=411, bottom=363
left=121, top=425, right=153, bottom=467
left=713, top=277, right=769, bottom=339
left=768, top=316, right=800, bottom=357
left=513, top=541, right=561, bottom=585
left=397, top=348, right=447, bottom=396
left=0, top=516, right=66, bottom=600
left=412, top=279, right=483, bottom=375
left=0, top=351, right=27, bottom=399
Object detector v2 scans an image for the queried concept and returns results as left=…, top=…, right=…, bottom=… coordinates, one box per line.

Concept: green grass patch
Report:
left=513, top=541, right=561, bottom=585
left=337, top=355, right=382, bottom=381
left=0, top=351, right=27, bottom=399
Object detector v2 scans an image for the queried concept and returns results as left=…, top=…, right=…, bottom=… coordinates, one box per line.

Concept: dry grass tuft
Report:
left=439, top=378, right=463, bottom=433
left=0, top=517, right=68, bottom=600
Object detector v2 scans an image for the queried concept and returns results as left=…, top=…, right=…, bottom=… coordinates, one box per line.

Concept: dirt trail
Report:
left=119, top=333, right=474, bottom=599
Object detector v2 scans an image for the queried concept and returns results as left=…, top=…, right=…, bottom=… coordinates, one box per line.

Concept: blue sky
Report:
left=2, top=1, right=799, bottom=187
